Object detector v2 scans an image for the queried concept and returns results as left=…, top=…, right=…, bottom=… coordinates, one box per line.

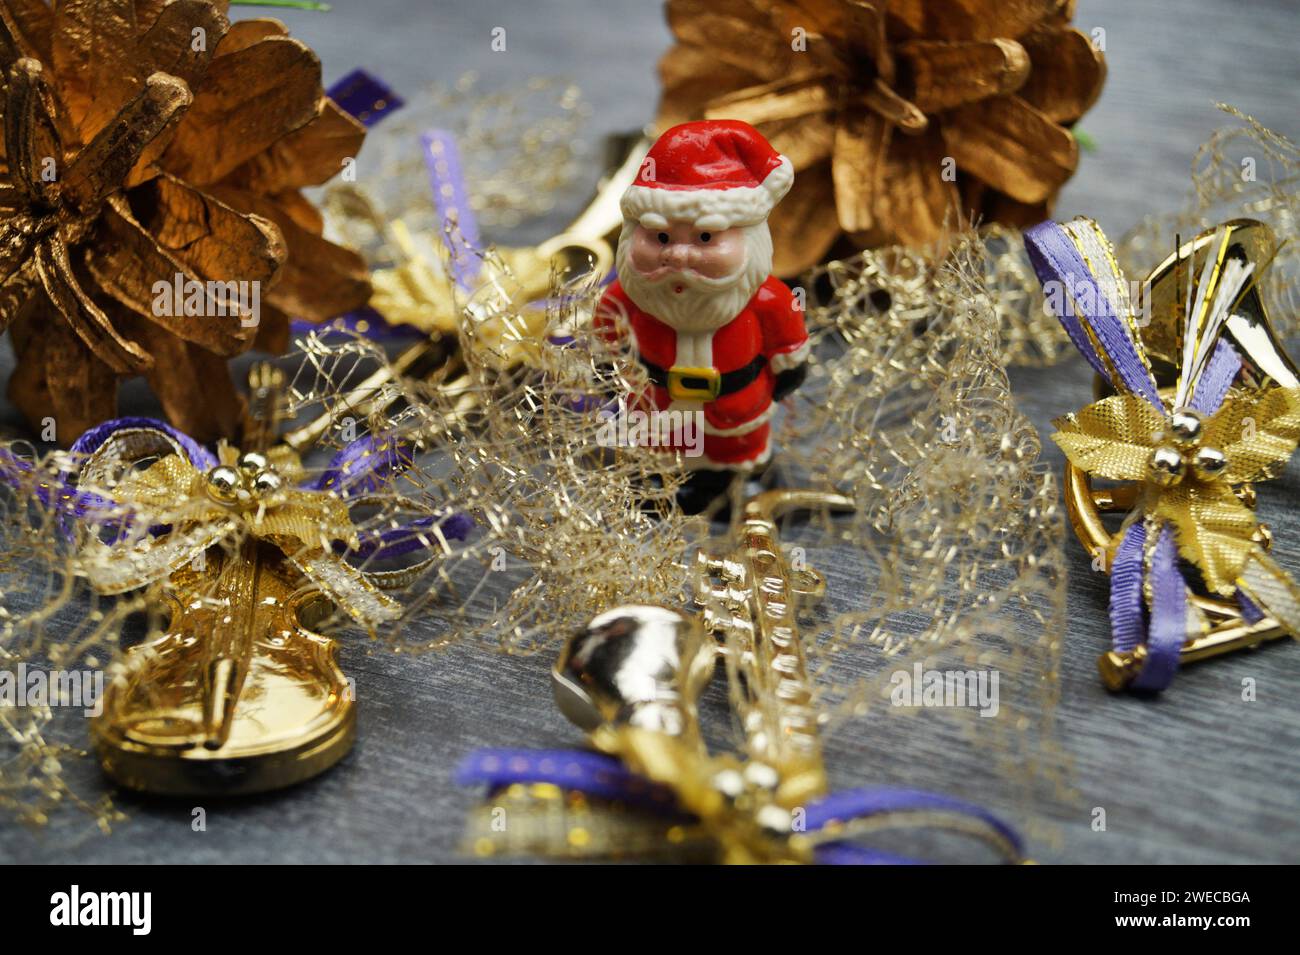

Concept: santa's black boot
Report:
left=676, top=467, right=739, bottom=517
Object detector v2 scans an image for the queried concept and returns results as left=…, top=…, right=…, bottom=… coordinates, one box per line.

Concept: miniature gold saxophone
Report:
left=551, top=488, right=852, bottom=862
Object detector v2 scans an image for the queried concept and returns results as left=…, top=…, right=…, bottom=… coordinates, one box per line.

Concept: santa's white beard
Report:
left=616, top=221, right=773, bottom=334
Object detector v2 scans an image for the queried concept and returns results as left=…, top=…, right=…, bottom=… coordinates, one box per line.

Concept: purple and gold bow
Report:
left=6, top=416, right=471, bottom=628
left=1026, top=217, right=1300, bottom=691
left=457, top=747, right=1024, bottom=865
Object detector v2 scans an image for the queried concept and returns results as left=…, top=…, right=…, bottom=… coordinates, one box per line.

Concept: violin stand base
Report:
left=87, top=543, right=359, bottom=797
left=91, top=713, right=355, bottom=797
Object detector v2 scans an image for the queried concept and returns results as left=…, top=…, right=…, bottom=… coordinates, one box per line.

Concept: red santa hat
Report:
left=620, top=120, right=794, bottom=232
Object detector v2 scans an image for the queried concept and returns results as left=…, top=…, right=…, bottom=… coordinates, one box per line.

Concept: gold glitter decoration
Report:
left=779, top=230, right=1069, bottom=838
left=978, top=222, right=1074, bottom=366
left=3, top=148, right=1068, bottom=849
left=348, top=258, right=697, bottom=656
left=0, top=453, right=138, bottom=831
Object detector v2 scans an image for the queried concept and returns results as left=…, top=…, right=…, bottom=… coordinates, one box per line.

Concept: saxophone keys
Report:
left=788, top=566, right=826, bottom=602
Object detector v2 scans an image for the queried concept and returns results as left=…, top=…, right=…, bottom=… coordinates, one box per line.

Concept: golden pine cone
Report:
left=0, top=0, right=370, bottom=442
left=658, top=0, right=1106, bottom=275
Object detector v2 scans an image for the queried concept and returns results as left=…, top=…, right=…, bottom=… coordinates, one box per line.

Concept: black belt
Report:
left=638, top=355, right=765, bottom=397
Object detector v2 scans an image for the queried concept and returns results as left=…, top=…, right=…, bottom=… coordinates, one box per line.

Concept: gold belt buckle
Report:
left=666, top=365, right=721, bottom=401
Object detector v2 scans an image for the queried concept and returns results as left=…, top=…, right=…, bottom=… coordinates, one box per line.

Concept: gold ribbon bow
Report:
left=1054, top=387, right=1300, bottom=600
left=76, top=436, right=402, bottom=626
left=592, top=725, right=813, bottom=865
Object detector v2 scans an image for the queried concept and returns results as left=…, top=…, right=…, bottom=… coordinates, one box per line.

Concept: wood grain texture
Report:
left=2, top=0, right=1298, bottom=863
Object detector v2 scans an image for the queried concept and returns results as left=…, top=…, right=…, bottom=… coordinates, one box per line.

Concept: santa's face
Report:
left=625, top=222, right=747, bottom=283
left=617, top=218, right=772, bottom=334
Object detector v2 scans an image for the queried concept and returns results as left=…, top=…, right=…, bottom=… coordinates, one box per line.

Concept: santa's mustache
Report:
left=630, top=264, right=744, bottom=291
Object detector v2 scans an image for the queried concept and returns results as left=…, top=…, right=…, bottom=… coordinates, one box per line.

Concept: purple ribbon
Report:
left=422, top=128, right=482, bottom=291
left=6, top=417, right=471, bottom=558
left=458, top=748, right=1023, bottom=864
left=69, top=415, right=218, bottom=471
left=1190, top=338, right=1242, bottom=415
left=305, top=435, right=474, bottom=552
left=1134, top=526, right=1187, bottom=691
left=70, top=418, right=412, bottom=503
left=1024, top=220, right=1161, bottom=407
left=309, top=435, right=415, bottom=497
left=456, top=748, right=685, bottom=815
left=0, top=445, right=107, bottom=517
left=1024, top=222, right=1111, bottom=383
left=1238, top=591, right=1266, bottom=624
left=348, top=512, right=475, bottom=561
left=805, top=785, right=1024, bottom=864
left=327, top=68, right=405, bottom=128
left=1108, top=520, right=1148, bottom=654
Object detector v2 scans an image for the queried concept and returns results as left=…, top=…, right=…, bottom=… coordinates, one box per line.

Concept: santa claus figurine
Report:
left=595, top=120, right=809, bottom=501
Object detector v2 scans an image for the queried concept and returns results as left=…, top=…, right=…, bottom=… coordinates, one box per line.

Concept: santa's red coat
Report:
left=594, top=275, right=809, bottom=468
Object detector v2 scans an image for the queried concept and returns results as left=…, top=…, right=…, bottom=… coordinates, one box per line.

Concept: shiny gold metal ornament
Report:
left=1168, top=408, right=1205, bottom=445
left=1192, top=445, right=1228, bottom=481
left=553, top=489, right=849, bottom=863
left=204, top=464, right=242, bottom=504
left=91, top=540, right=355, bottom=795
left=538, top=488, right=1028, bottom=863
left=86, top=365, right=384, bottom=795
left=1146, top=444, right=1185, bottom=487
left=0, top=0, right=369, bottom=443
left=1061, top=221, right=1300, bottom=689
left=657, top=0, right=1106, bottom=274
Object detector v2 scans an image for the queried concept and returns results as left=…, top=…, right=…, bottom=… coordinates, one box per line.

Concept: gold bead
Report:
left=711, top=768, right=746, bottom=800
left=755, top=804, right=793, bottom=837
left=252, top=469, right=283, bottom=495
left=1192, top=445, right=1228, bottom=481
left=1253, top=522, right=1273, bottom=551
left=238, top=451, right=269, bottom=473
left=743, top=762, right=779, bottom=791
left=205, top=465, right=243, bottom=504
left=1169, top=408, right=1204, bottom=446
left=1147, top=445, right=1185, bottom=487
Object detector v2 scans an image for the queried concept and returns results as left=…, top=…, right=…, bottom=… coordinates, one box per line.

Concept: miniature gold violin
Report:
left=87, top=365, right=433, bottom=795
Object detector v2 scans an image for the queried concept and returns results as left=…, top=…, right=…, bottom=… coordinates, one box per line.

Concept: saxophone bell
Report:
left=552, top=605, right=713, bottom=738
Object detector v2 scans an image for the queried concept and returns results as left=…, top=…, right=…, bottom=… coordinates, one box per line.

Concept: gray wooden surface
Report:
left=4, top=0, right=1299, bottom=864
